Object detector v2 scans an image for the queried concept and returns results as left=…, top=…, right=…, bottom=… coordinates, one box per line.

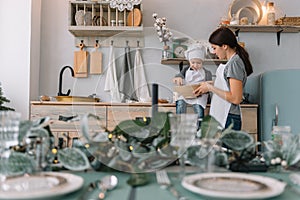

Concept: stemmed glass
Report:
left=168, top=113, right=198, bottom=180
left=0, top=111, right=21, bottom=188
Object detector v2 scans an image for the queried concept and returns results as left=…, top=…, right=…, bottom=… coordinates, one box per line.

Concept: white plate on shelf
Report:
left=182, top=173, right=286, bottom=199
left=236, top=6, right=259, bottom=24
left=0, top=172, right=84, bottom=199
left=228, top=0, right=263, bottom=24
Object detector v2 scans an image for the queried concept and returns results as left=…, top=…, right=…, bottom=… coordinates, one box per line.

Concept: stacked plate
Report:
left=228, top=0, right=263, bottom=24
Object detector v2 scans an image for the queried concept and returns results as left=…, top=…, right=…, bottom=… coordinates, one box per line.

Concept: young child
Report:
left=173, top=44, right=212, bottom=128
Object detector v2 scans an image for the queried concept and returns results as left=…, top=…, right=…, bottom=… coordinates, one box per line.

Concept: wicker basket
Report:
left=275, top=17, right=300, bottom=26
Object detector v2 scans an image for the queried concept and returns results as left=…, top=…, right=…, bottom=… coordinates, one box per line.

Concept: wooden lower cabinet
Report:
left=30, top=103, right=106, bottom=147
left=106, top=105, right=175, bottom=131
left=30, top=102, right=258, bottom=147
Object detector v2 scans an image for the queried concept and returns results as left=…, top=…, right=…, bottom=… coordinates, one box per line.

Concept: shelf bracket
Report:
left=276, top=29, right=283, bottom=46
left=235, top=29, right=240, bottom=37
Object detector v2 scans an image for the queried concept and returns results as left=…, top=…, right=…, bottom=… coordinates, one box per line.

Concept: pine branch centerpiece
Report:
left=0, top=85, right=14, bottom=111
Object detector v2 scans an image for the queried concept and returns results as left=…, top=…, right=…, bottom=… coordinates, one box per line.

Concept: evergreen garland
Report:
left=0, top=85, right=14, bottom=111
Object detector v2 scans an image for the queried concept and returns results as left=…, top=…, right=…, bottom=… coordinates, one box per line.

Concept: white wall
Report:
left=30, top=0, right=42, bottom=104
left=38, top=0, right=300, bottom=105
left=0, top=0, right=33, bottom=119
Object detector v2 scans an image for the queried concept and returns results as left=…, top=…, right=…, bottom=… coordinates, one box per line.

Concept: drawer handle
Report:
left=58, top=115, right=79, bottom=122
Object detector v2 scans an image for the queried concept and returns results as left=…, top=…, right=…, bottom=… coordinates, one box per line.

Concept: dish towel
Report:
left=104, top=45, right=122, bottom=102
left=119, top=46, right=137, bottom=102
left=133, top=48, right=151, bottom=102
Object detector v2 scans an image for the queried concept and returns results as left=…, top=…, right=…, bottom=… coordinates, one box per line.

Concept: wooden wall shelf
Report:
left=161, top=58, right=227, bottom=65
left=226, top=25, right=300, bottom=46
left=68, top=26, right=144, bottom=37
left=227, top=25, right=300, bottom=33
left=68, top=1, right=143, bottom=38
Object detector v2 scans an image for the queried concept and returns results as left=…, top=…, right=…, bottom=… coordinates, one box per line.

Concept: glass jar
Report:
left=111, top=20, right=116, bottom=26
left=118, top=20, right=124, bottom=26
left=267, top=2, right=276, bottom=25
left=271, top=126, right=291, bottom=145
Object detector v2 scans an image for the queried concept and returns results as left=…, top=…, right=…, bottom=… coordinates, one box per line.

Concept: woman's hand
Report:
left=173, top=77, right=183, bottom=85
left=194, top=81, right=212, bottom=96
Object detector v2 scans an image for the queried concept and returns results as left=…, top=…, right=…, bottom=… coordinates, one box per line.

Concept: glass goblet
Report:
left=168, top=113, right=198, bottom=180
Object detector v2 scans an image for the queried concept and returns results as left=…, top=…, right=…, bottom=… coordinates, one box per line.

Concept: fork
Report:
left=156, top=170, right=188, bottom=200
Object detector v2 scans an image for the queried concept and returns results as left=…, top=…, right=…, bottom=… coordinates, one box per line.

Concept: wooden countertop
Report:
left=30, top=101, right=258, bottom=108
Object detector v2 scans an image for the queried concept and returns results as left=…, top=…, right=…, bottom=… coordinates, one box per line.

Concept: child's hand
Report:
left=173, top=77, right=183, bottom=85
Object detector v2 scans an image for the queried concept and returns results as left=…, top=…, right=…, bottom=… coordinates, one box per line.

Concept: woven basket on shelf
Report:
left=275, top=17, right=300, bottom=26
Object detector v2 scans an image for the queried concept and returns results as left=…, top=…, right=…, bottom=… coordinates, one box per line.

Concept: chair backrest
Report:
left=260, top=69, right=300, bottom=141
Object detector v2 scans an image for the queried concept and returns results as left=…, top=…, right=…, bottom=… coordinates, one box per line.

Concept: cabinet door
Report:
left=31, top=105, right=106, bottom=132
left=107, top=106, right=175, bottom=131
left=188, top=106, right=258, bottom=142
left=241, top=107, right=258, bottom=134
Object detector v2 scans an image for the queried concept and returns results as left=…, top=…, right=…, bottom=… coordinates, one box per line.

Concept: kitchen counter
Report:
left=31, top=101, right=258, bottom=108
left=30, top=101, right=258, bottom=147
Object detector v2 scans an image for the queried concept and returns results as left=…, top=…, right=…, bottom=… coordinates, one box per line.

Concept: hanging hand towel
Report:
left=119, top=46, right=138, bottom=102
left=104, top=45, right=122, bottom=102
left=133, top=48, right=151, bottom=102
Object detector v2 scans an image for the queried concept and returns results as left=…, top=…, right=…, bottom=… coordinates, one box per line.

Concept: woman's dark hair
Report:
left=209, top=27, right=253, bottom=76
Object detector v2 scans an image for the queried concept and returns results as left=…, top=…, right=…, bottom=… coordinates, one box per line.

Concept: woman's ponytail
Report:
left=236, top=44, right=253, bottom=76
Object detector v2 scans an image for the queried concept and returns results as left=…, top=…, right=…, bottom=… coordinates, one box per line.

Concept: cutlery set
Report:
left=156, top=170, right=188, bottom=200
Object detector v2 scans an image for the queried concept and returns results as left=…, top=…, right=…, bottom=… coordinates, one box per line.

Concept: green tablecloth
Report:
left=58, top=170, right=299, bottom=200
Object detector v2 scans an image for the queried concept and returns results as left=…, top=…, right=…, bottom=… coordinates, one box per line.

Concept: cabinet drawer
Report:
left=107, top=106, right=175, bottom=131
left=30, top=105, right=106, bottom=132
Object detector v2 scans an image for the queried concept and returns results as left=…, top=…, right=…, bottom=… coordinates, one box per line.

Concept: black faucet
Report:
left=57, top=66, right=75, bottom=96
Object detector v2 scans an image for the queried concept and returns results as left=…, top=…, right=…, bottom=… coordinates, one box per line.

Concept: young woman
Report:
left=194, top=27, right=253, bottom=130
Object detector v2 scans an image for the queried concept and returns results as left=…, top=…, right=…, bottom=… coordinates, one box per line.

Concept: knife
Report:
left=127, top=186, right=136, bottom=200
left=78, top=181, right=97, bottom=200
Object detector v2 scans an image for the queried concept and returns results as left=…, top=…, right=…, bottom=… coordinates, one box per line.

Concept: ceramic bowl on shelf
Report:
left=228, top=0, right=263, bottom=24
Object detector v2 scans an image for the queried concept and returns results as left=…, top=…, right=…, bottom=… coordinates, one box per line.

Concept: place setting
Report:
left=1, top=110, right=300, bottom=200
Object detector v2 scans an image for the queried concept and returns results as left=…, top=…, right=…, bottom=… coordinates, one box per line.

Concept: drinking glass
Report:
left=24, top=128, right=50, bottom=172
left=186, top=138, right=223, bottom=173
left=0, top=111, right=21, bottom=156
left=0, top=111, right=21, bottom=187
left=168, top=113, right=198, bottom=179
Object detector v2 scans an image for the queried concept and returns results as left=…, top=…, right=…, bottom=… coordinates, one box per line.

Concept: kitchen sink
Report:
left=55, top=96, right=100, bottom=102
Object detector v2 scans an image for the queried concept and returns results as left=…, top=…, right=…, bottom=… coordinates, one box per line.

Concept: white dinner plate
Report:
left=0, top=172, right=84, bottom=199
left=236, top=6, right=259, bottom=24
left=228, top=0, right=263, bottom=24
left=182, top=172, right=286, bottom=199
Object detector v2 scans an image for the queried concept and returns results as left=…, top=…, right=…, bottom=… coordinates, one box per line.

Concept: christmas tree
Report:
left=0, top=85, right=14, bottom=111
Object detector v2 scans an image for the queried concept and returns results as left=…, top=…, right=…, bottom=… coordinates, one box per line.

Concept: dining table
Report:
left=55, top=167, right=299, bottom=200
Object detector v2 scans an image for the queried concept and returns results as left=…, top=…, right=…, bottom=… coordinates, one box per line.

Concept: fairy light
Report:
left=52, top=148, right=58, bottom=154
left=129, top=145, right=134, bottom=151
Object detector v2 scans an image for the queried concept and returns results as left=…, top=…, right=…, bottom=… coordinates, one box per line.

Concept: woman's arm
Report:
left=194, top=78, right=243, bottom=105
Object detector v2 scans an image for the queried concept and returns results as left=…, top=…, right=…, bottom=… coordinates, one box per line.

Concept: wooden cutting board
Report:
left=74, top=44, right=88, bottom=78
left=90, top=45, right=102, bottom=74
left=127, top=8, right=142, bottom=26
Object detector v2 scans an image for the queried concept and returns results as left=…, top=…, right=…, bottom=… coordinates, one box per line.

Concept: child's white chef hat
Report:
left=184, top=45, right=206, bottom=61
